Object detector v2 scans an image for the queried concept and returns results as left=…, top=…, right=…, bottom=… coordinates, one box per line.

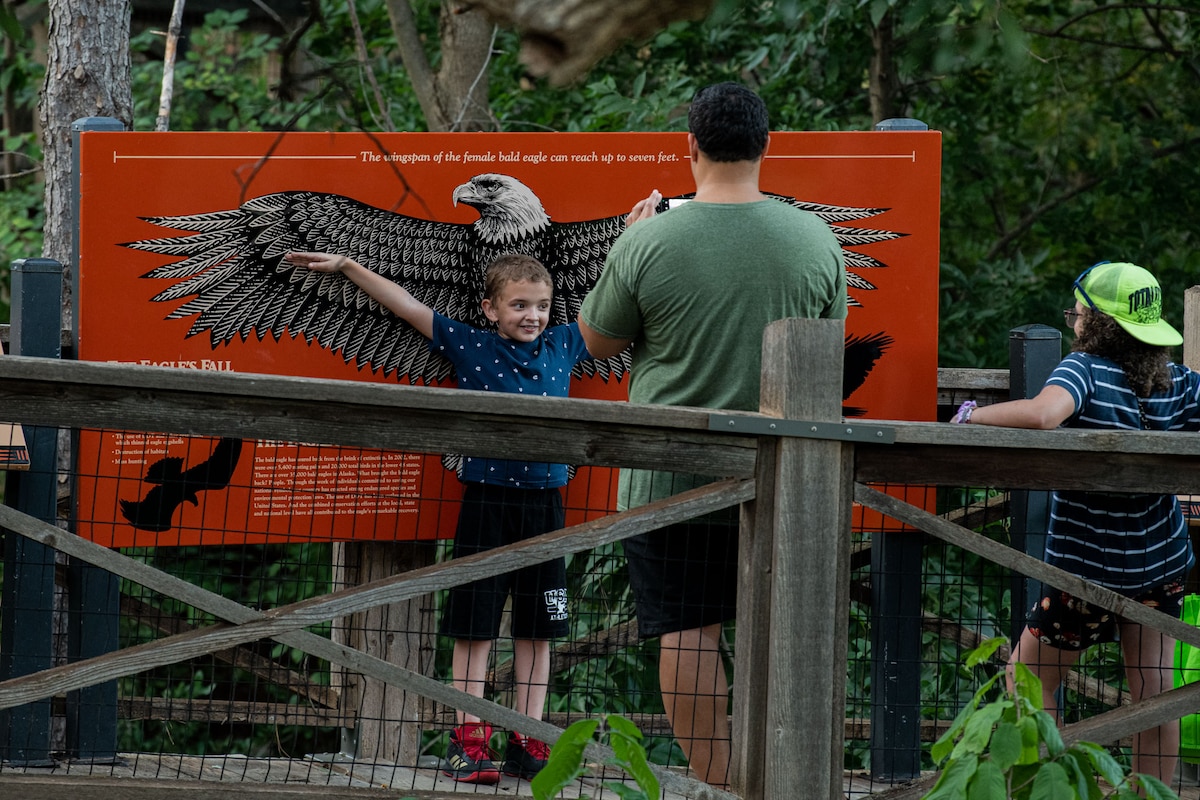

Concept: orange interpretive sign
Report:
left=76, top=130, right=941, bottom=546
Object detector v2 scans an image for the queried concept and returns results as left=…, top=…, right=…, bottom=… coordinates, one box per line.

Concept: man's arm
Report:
left=577, top=189, right=658, bottom=360
left=284, top=252, right=434, bottom=339
left=578, top=317, right=632, bottom=360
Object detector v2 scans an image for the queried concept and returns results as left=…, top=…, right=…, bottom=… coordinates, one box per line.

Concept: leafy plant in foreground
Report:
left=532, top=714, right=660, bottom=800
left=923, top=638, right=1179, bottom=800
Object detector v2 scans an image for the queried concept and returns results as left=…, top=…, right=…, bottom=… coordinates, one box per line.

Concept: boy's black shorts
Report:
left=441, top=484, right=569, bottom=641
left=624, top=517, right=738, bottom=638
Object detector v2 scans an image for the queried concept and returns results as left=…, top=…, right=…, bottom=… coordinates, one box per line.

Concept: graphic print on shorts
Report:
left=544, top=588, right=568, bottom=621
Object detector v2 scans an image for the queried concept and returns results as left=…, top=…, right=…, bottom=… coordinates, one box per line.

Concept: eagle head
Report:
left=452, top=173, right=551, bottom=245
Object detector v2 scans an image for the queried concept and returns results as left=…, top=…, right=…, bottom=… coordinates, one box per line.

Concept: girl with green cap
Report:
left=951, top=261, right=1199, bottom=788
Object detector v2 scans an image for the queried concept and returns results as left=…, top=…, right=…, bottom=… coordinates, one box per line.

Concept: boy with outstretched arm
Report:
left=284, top=250, right=589, bottom=784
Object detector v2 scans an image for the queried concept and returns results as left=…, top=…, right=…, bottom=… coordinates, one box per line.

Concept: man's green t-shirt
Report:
left=580, top=198, right=846, bottom=509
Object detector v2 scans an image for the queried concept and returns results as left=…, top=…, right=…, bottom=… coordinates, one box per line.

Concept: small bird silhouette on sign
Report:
left=119, top=437, right=243, bottom=532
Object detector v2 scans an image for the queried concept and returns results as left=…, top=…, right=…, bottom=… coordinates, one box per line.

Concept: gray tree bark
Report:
left=385, top=0, right=496, bottom=131
left=38, top=0, right=132, bottom=329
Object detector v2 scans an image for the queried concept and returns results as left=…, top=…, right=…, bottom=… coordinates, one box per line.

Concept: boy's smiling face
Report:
left=481, top=279, right=553, bottom=342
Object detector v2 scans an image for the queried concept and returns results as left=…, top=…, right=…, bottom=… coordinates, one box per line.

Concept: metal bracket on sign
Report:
left=708, top=415, right=895, bottom=444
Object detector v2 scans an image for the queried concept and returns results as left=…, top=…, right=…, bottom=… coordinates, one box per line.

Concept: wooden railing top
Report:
left=3, top=354, right=1199, bottom=494
left=0, top=354, right=759, bottom=478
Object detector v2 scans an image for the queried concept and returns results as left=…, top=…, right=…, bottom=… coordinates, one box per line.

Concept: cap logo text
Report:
left=1127, top=286, right=1161, bottom=324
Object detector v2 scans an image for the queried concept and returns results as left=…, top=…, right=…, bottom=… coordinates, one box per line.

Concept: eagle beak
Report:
left=451, top=182, right=474, bottom=208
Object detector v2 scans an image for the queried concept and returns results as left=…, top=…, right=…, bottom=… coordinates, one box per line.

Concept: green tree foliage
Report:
left=7, top=0, right=1197, bottom=359
left=128, top=5, right=428, bottom=132
left=927, top=3, right=1198, bottom=365
left=0, top=1, right=46, bottom=317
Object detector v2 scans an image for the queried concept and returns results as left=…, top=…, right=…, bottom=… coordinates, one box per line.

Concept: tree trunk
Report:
left=154, top=0, right=187, bottom=132
left=868, top=10, right=900, bottom=126
left=385, top=0, right=495, bottom=132
left=38, top=0, right=133, bottom=330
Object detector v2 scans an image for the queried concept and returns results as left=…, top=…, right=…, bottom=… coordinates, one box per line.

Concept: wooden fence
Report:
left=2, top=318, right=1200, bottom=800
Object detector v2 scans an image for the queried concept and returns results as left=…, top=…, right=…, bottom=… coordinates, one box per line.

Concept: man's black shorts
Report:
left=624, top=517, right=738, bottom=638
left=440, top=484, right=569, bottom=641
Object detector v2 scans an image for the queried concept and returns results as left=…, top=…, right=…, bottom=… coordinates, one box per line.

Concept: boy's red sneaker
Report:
left=503, top=732, right=551, bottom=779
left=442, top=723, right=501, bottom=784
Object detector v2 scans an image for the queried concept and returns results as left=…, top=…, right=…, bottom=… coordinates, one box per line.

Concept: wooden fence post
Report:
left=1184, top=286, right=1200, bottom=370
left=746, top=318, right=852, bottom=800
left=332, top=541, right=436, bottom=765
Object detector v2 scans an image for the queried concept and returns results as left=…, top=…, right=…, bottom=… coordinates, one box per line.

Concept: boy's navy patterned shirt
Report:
left=430, top=312, right=591, bottom=488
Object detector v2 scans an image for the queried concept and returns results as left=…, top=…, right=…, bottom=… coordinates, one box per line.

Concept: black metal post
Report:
left=869, top=529, right=923, bottom=781
left=65, top=116, right=125, bottom=762
left=1007, top=324, right=1061, bottom=644
left=0, top=258, right=64, bottom=765
left=866, top=114, right=929, bottom=783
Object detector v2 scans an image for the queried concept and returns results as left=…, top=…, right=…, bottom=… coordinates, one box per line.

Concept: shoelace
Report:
left=462, top=738, right=493, bottom=762
left=521, top=737, right=550, bottom=760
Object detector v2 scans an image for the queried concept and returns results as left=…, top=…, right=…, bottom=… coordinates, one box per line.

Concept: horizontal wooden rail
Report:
left=0, top=481, right=752, bottom=800
left=856, top=418, right=1200, bottom=493
left=118, top=697, right=352, bottom=728
left=0, top=355, right=756, bottom=478
left=856, top=483, right=1200, bottom=757
left=6, top=356, right=1200, bottom=495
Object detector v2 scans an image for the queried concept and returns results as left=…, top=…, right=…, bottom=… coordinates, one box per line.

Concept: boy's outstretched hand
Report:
left=284, top=251, right=348, bottom=272
left=282, top=251, right=434, bottom=339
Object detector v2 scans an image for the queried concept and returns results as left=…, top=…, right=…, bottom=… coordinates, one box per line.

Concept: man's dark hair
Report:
left=687, top=82, right=769, bottom=163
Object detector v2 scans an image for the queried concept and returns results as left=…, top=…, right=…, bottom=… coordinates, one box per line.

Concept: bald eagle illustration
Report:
left=123, top=173, right=904, bottom=388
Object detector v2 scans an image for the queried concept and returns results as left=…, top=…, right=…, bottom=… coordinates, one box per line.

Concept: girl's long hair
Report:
left=1073, top=309, right=1171, bottom=396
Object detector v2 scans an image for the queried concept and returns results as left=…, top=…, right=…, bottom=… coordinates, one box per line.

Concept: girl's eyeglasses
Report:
left=1063, top=309, right=1082, bottom=326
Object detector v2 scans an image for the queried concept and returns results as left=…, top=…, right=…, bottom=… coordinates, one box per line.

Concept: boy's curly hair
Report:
left=1073, top=308, right=1171, bottom=396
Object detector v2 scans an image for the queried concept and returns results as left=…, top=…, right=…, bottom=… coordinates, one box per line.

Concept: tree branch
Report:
left=986, top=136, right=1200, bottom=260
left=346, top=0, right=395, bottom=131
left=462, top=0, right=715, bottom=85
left=1024, top=3, right=1198, bottom=54
left=384, top=0, right=445, bottom=129
left=153, top=0, right=186, bottom=132
left=1037, top=3, right=1196, bottom=37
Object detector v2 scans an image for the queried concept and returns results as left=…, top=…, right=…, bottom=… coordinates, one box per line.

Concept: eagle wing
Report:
left=541, top=212, right=631, bottom=380
left=124, top=192, right=488, bottom=384
left=125, top=180, right=905, bottom=388
left=842, top=332, right=895, bottom=416
left=766, top=195, right=907, bottom=305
